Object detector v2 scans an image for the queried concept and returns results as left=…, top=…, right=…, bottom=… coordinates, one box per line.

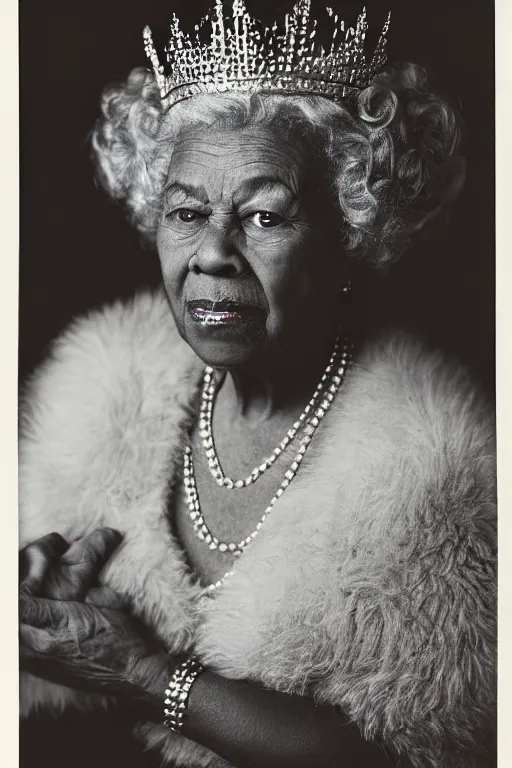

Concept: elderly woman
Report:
left=19, top=2, right=496, bottom=767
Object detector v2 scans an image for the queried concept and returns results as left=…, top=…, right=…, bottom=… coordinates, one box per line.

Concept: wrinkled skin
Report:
left=157, top=127, right=345, bottom=371
left=20, top=529, right=124, bottom=604
left=19, top=530, right=170, bottom=707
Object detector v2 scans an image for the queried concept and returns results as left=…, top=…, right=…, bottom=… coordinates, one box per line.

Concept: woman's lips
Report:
left=186, top=300, right=267, bottom=340
left=187, top=300, right=266, bottom=326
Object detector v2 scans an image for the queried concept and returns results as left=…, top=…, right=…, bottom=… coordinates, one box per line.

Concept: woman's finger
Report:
left=19, top=532, right=69, bottom=595
left=20, top=624, right=56, bottom=654
left=60, top=528, right=122, bottom=568
left=85, top=585, right=127, bottom=609
left=19, top=593, right=63, bottom=627
left=19, top=639, right=77, bottom=688
left=49, top=527, right=123, bottom=600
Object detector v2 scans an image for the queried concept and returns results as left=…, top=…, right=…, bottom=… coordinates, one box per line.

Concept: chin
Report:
left=183, top=322, right=266, bottom=370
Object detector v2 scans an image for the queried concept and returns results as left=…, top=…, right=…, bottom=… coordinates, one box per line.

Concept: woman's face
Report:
left=157, top=124, right=345, bottom=370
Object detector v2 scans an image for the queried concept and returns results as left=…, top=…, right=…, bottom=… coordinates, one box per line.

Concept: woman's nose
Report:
left=188, top=226, right=247, bottom=278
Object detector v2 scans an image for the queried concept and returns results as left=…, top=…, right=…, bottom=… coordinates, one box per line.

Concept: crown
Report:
left=143, top=0, right=391, bottom=110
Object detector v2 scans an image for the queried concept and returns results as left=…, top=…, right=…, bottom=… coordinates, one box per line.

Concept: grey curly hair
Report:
left=91, top=62, right=465, bottom=268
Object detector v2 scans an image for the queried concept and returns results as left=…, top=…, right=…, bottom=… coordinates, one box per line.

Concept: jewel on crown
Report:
left=143, top=0, right=391, bottom=109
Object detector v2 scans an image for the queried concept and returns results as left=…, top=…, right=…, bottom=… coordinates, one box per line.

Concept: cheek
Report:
left=260, top=237, right=323, bottom=310
left=156, top=226, right=191, bottom=288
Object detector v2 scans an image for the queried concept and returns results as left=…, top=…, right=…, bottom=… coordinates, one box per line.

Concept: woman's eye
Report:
left=252, top=211, right=284, bottom=229
left=163, top=208, right=207, bottom=235
left=172, top=209, right=202, bottom=223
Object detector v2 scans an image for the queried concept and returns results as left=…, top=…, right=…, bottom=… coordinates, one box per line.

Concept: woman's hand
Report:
left=19, top=590, right=169, bottom=707
left=19, top=528, right=125, bottom=607
left=19, top=533, right=392, bottom=764
left=19, top=529, right=172, bottom=716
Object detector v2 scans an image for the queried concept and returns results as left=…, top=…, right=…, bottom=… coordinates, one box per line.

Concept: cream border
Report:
left=0, top=0, right=18, bottom=763
left=496, top=0, right=511, bottom=764
left=2, top=0, right=509, bottom=765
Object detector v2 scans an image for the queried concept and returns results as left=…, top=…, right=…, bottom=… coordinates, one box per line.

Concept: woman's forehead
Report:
left=171, top=127, right=301, bottom=164
left=166, top=128, right=306, bottom=196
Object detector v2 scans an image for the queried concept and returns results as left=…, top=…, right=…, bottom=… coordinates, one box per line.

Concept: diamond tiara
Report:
left=143, top=0, right=391, bottom=110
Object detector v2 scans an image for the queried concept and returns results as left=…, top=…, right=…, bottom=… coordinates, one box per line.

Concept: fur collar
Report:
left=19, top=289, right=496, bottom=767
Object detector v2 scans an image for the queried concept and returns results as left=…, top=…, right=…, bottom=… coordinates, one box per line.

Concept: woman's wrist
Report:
left=126, top=650, right=182, bottom=721
left=163, top=656, right=204, bottom=732
left=180, top=669, right=391, bottom=768
left=125, top=652, right=391, bottom=767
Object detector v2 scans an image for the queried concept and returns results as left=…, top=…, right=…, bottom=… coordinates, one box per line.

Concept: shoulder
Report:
left=356, top=328, right=492, bottom=418
left=343, top=327, right=494, bottom=458
left=320, top=327, right=496, bottom=535
left=20, top=289, right=197, bottom=437
left=22, top=289, right=190, bottom=403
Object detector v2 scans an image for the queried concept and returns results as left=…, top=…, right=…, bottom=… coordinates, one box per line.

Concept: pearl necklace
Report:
left=199, top=338, right=346, bottom=489
left=183, top=334, right=352, bottom=594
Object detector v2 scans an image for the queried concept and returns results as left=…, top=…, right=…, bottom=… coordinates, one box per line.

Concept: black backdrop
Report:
left=19, top=1, right=495, bottom=766
left=20, top=0, right=495, bottom=388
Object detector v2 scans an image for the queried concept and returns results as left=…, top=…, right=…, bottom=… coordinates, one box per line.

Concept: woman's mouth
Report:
left=186, top=300, right=267, bottom=340
left=187, top=300, right=265, bottom=325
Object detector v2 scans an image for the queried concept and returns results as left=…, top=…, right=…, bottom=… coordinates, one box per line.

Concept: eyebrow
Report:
left=164, top=182, right=209, bottom=204
left=163, top=176, right=297, bottom=206
left=235, top=176, right=297, bottom=200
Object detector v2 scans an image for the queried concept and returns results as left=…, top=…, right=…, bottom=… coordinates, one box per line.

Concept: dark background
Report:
left=19, top=0, right=495, bottom=766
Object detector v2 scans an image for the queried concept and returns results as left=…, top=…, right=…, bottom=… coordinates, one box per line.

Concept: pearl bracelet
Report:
left=164, top=657, right=204, bottom=733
